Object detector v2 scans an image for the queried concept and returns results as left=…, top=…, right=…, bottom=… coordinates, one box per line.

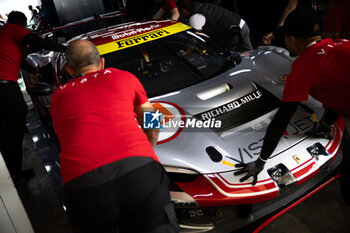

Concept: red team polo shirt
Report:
left=323, top=0, right=350, bottom=39
left=162, top=0, right=177, bottom=11
left=283, top=39, right=350, bottom=120
left=0, top=24, right=31, bottom=82
left=50, top=68, right=159, bottom=184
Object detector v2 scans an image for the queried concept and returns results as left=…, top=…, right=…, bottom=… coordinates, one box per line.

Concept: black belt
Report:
left=0, top=79, right=12, bottom=84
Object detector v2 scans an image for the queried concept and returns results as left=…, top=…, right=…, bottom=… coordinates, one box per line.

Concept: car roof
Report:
left=76, top=19, right=192, bottom=55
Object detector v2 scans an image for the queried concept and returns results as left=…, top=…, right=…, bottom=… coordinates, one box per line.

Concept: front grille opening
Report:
left=168, top=172, right=199, bottom=183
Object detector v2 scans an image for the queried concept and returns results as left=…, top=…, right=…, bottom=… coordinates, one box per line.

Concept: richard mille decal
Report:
left=200, top=90, right=262, bottom=120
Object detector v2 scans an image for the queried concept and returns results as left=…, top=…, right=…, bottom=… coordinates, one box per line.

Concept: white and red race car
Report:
left=24, top=17, right=346, bottom=233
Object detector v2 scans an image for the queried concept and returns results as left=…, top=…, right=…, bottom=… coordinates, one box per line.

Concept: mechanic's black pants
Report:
left=64, top=161, right=179, bottom=233
left=0, top=82, right=28, bottom=176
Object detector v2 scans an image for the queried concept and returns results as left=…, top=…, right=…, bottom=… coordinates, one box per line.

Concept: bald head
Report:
left=66, top=39, right=101, bottom=75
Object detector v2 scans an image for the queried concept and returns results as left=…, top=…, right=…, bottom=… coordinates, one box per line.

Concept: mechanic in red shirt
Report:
left=323, top=0, right=350, bottom=39
left=0, top=11, right=66, bottom=184
left=153, top=0, right=180, bottom=20
left=50, top=39, right=178, bottom=233
left=234, top=8, right=350, bottom=203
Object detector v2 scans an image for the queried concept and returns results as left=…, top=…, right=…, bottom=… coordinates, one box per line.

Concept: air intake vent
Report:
left=196, top=83, right=232, bottom=100
left=205, top=146, right=223, bottom=162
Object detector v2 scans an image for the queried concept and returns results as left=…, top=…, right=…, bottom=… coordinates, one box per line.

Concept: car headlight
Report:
left=307, top=142, right=330, bottom=161
left=268, top=163, right=297, bottom=193
left=164, top=166, right=199, bottom=183
left=164, top=166, right=199, bottom=174
left=164, top=166, right=199, bottom=207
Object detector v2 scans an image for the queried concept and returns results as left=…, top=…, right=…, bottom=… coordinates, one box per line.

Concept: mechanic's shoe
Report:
left=306, top=121, right=333, bottom=139
left=12, top=169, right=34, bottom=186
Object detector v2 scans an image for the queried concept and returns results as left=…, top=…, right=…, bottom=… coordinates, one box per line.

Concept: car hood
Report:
left=150, top=48, right=325, bottom=174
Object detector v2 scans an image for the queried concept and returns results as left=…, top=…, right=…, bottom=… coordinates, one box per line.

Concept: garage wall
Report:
left=53, top=0, right=105, bottom=24
left=0, top=0, right=41, bottom=22
left=0, top=152, right=34, bottom=233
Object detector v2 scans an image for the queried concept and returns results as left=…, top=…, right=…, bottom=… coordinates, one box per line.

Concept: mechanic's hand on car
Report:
left=280, top=74, right=289, bottom=81
left=35, top=68, right=42, bottom=79
left=178, top=49, right=186, bottom=56
left=234, top=157, right=266, bottom=186
left=306, top=121, right=333, bottom=139
left=262, top=32, right=275, bottom=45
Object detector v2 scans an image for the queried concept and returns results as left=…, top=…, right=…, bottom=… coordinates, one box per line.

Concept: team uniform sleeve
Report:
left=164, top=0, right=177, bottom=10
left=130, top=73, right=149, bottom=106
left=22, top=33, right=67, bottom=52
left=14, top=25, right=31, bottom=43
left=323, top=3, right=343, bottom=33
left=282, top=59, right=315, bottom=102
left=259, top=102, right=299, bottom=160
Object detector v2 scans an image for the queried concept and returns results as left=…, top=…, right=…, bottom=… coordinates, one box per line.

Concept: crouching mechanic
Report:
left=50, top=39, right=178, bottom=233
left=234, top=8, right=350, bottom=202
left=177, top=0, right=253, bottom=51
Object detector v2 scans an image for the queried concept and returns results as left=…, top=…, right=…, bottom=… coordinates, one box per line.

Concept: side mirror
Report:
left=26, top=83, right=52, bottom=96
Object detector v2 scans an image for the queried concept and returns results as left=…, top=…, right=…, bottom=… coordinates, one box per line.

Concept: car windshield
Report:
left=103, top=31, right=229, bottom=97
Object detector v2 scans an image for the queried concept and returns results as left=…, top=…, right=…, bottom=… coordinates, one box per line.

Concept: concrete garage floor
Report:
left=18, top=132, right=72, bottom=233
left=17, top=94, right=350, bottom=233
left=261, top=181, right=350, bottom=233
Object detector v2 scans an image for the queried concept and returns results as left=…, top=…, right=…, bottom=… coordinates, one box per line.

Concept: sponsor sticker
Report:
left=97, top=23, right=191, bottom=55
left=293, top=155, right=301, bottom=164
left=199, top=89, right=262, bottom=120
left=143, top=102, right=222, bottom=144
left=221, top=160, right=235, bottom=167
